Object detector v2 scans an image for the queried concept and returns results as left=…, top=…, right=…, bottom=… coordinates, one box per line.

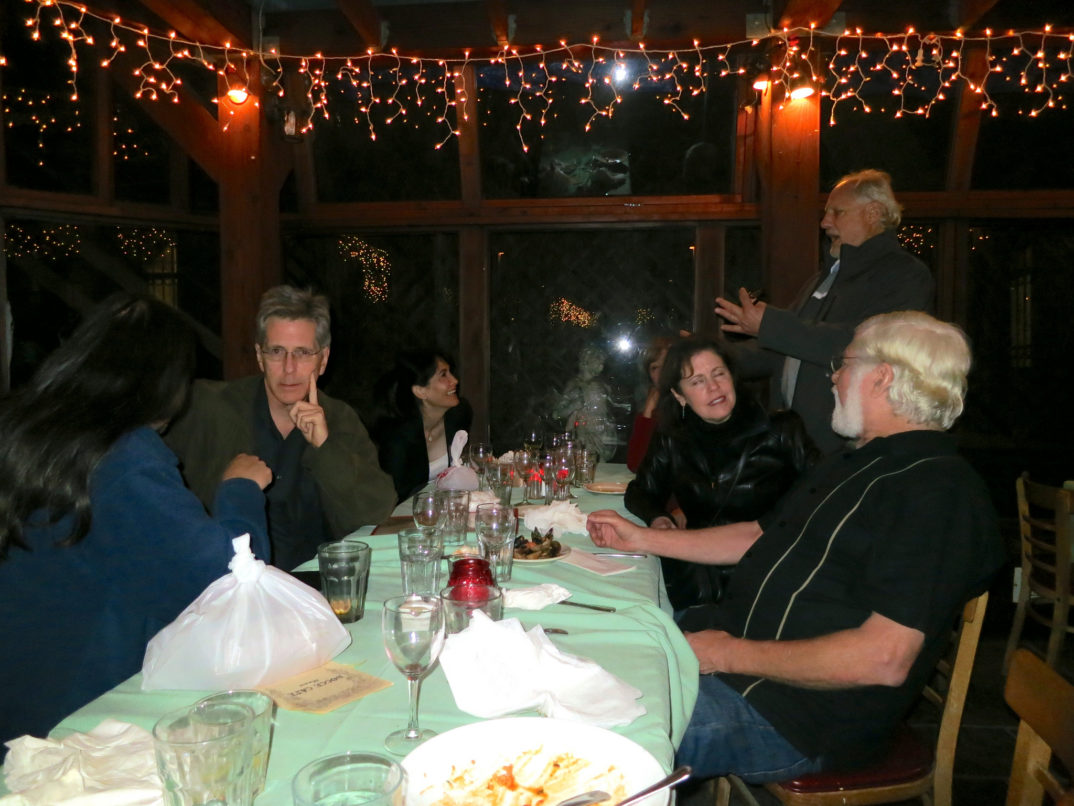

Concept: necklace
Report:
left=423, top=420, right=443, bottom=443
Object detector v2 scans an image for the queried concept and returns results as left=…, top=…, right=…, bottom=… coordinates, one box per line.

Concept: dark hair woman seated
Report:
left=0, top=293, right=272, bottom=747
left=373, top=349, right=473, bottom=503
left=624, top=335, right=817, bottom=614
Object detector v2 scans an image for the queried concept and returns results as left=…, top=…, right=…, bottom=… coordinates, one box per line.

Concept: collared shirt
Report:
left=713, top=430, right=1004, bottom=768
left=252, top=384, right=332, bottom=571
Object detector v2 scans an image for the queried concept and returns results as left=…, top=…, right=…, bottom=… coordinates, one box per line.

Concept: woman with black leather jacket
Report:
left=625, top=336, right=818, bottom=614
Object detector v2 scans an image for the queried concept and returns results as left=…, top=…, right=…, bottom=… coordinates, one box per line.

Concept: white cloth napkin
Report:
left=521, top=501, right=588, bottom=536
left=439, top=611, right=645, bottom=727
left=1, top=720, right=162, bottom=806
left=436, top=431, right=479, bottom=490
left=502, top=583, right=571, bottom=610
left=562, top=547, right=633, bottom=576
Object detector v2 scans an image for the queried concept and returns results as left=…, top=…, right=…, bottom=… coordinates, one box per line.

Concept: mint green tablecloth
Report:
left=40, top=464, right=699, bottom=804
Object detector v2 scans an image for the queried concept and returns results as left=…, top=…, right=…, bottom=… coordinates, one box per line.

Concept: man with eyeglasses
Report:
left=166, top=285, right=394, bottom=570
left=587, top=311, right=1003, bottom=784
left=715, top=169, right=934, bottom=454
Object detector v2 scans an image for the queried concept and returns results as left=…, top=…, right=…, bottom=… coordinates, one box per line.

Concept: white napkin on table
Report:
left=562, top=547, right=634, bottom=576
left=521, top=501, right=588, bottom=536
left=1, top=720, right=162, bottom=806
left=502, top=583, right=571, bottom=609
left=436, top=431, right=479, bottom=491
left=439, top=611, right=645, bottom=727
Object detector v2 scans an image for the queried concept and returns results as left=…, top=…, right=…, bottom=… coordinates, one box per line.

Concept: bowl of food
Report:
left=513, top=528, right=569, bottom=562
left=402, top=717, right=668, bottom=806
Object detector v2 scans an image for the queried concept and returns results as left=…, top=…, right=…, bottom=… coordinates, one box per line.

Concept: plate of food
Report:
left=513, top=528, right=571, bottom=563
left=584, top=481, right=628, bottom=495
left=402, top=716, right=669, bottom=806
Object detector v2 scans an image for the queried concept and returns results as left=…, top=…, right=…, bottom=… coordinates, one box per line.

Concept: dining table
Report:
left=13, top=464, right=700, bottom=804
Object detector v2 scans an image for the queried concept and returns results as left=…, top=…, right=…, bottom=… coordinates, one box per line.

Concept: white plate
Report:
left=402, top=717, right=668, bottom=806
left=585, top=481, right=628, bottom=495
left=513, top=545, right=572, bottom=564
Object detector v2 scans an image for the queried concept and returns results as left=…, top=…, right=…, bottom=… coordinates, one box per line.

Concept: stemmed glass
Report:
left=474, top=502, right=518, bottom=583
left=514, top=449, right=535, bottom=504
left=381, top=594, right=446, bottom=755
left=411, top=491, right=440, bottom=532
left=555, top=446, right=577, bottom=499
left=521, top=428, right=543, bottom=455
left=468, top=441, right=493, bottom=489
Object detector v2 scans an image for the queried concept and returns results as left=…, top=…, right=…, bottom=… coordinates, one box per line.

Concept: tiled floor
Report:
left=677, top=583, right=1074, bottom=806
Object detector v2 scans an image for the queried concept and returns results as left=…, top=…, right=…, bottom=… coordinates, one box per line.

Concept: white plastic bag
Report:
left=140, top=535, right=351, bottom=691
left=435, top=430, right=479, bottom=491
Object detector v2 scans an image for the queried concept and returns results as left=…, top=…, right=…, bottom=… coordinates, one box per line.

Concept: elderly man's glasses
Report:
left=260, top=345, right=322, bottom=364
left=828, top=355, right=864, bottom=376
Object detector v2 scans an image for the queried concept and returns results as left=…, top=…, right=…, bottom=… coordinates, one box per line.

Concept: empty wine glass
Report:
left=521, top=428, right=543, bottom=455
left=474, top=502, right=517, bottom=583
left=411, top=490, right=440, bottom=532
left=381, top=594, right=446, bottom=755
left=468, top=441, right=493, bottom=489
left=514, top=449, right=535, bottom=504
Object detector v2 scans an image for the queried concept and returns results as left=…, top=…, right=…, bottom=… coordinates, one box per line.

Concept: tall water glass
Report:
left=434, top=489, right=470, bottom=546
left=474, top=502, right=517, bottom=583
left=381, top=594, right=446, bottom=755
left=575, top=446, right=599, bottom=486
left=194, top=690, right=275, bottom=799
left=154, top=701, right=255, bottom=806
left=397, top=528, right=444, bottom=595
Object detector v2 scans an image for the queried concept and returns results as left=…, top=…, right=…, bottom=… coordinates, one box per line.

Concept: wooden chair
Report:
left=715, top=591, right=989, bottom=806
left=1004, top=648, right=1074, bottom=806
left=1003, top=473, right=1074, bottom=673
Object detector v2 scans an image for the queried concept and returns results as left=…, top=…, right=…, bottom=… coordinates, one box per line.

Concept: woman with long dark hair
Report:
left=373, top=349, right=473, bottom=502
left=0, top=293, right=271, bottom=746
left=625, top=335, right=817, bottom=616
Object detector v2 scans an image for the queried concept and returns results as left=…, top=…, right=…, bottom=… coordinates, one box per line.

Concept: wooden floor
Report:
left=677, top=590, right=1074, bottom=806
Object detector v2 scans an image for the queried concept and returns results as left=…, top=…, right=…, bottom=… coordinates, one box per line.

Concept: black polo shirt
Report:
left=714, top=429, right=1004, bottom=769
left=252, top=384, right=332, bottom=571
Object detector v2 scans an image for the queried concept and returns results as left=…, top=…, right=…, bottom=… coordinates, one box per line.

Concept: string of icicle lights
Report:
left=9, top=0, right=1073, bottom=153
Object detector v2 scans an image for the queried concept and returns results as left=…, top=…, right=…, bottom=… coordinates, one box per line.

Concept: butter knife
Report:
left=592, top=552, right=648, bottom=558
left=559, top=600, right=616, bottom=613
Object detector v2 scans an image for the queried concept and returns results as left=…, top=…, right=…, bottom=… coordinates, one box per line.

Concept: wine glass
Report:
left=381, top=594, right=446, bottom=755
left=411, top=490, right=440, bottom=532
left=468, top=441, right=493, bottom=489
left=514, top=449, right=535, bottom=504
left=521, top=428, right=543, bottom=455
left=474, top=502, right=517, bottom=583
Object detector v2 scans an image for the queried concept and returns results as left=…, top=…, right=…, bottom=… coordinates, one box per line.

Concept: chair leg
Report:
left=1045, top=598, right=1070, bottom=669
left=715, top=777, right=731, bottom=806
left=1003, top=571, right=1032, bottom=674
left=714, top=775, right=762, bottom=806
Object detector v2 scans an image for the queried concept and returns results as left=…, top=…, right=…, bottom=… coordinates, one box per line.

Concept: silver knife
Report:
left=592, top=552, right=648, bottom=558
left=559, top=600, right=616, bottom=613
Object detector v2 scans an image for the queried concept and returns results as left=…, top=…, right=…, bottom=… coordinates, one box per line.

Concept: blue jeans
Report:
left=676, top=675, right=825, bottom=783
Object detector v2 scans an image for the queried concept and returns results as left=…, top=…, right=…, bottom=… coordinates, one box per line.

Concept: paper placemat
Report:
left=260, top=662, right=391, bottom=713
left=561, top=547, right=633, bottom=576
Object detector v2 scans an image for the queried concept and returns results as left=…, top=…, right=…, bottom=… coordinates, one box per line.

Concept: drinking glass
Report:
left=467, top=441, right=493, bottom=488
left=552, top=449, right=574, bottom=501
left=411, top=490, right=440, bottom=532
left=440, top=583, right=504, bottom=633
left=381, top=594, right=446, bottom=755
left=474, top=502, right=517, bottom=583
left=575, top=446, right=599, bottom=486
left=487, top=460, right=515, bottom=506
left=292, top=752, right=405, bottom=806
left=521, top=428, right=543, bottom=455
left=397, top=528, right=444, bottom=595
left=434, top=489, right=470, bottom=546
left=318, top=540, right=371, bottom=623
left=194, top=690, right=275, bottom=799
left=514, top=449, right=535, bottom=504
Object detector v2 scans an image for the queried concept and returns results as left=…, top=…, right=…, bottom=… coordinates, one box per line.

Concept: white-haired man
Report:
left=715, top=169, right=934, bottom=454
left=587, top=311, right=1003, bottom=781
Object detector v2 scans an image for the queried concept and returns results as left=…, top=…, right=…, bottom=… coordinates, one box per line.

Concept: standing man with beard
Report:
left=715, top=169, right=933, bottom=454
left=166, top=286, right=395, bottom=571
left=586, top=311, right=1004, bottom=783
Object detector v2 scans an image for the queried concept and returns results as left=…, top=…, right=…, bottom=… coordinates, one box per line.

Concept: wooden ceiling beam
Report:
left=777, top=0, right=845, bottom=31
left=336, top=0, right=385, bottom=51
left=630, top=0, right=648, bottom=42
left=137, top=0, right=251, bottom=50
left=952, top=0, right=1001, bottom=31
left=486, top=0, right=511, bottom=48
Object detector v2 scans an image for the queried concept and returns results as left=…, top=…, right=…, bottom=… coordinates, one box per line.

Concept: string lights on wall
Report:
left=4, top=0, right=1071, bottom=153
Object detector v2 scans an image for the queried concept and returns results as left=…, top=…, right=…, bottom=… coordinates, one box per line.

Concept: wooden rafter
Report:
left=952, top=0, right=1001, bottom=30
left=336, top=0, right=385, bottom=51
left=137, top=0, right=250, bottom=50
left=630, top=0, right=648, bottom=42
left=486, top=0, right=511, bottom=48
left=777, top=0, right=845, bottom=31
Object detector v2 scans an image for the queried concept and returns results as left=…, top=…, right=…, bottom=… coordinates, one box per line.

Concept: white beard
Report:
left=831, top=370, right=865, bottom=439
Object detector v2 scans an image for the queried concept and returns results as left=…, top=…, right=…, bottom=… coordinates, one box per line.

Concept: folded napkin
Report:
left=562, top=547, right=633, bottom=576
left=1, top=720, right=162, bottom=806
left=502, top=583, right=571, bottom=610
left=439, top=611, right=645, bottom=727
left=436, top=431, right=479, bottom=491
left=521, top=501, right=588, bottom=536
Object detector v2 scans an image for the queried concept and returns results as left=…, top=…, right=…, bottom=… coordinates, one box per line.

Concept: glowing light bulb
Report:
left=226, top=85, right=249, bottom=104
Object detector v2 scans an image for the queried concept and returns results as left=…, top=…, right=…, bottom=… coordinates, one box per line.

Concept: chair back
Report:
left=1016, top=473, right=1073, bottom=602
left=1005, top=648, right=1074, bottom=806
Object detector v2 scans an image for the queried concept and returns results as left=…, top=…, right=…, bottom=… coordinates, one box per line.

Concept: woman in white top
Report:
left=373, top=349, right=473, bottom=503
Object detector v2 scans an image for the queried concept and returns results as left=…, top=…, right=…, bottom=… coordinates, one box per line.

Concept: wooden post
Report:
left=217, top=80, right=282, bottom=378
left=694, top=223, right=725, bottom=336
left=756, top=86, right=821, bottom=307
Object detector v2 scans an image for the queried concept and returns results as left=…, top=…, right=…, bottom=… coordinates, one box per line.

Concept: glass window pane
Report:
left=973, top=105, right=1074, bottom=189
left=309, top=67, right=460, bottom=202
left=478, top=56, right=737, bottom=199
left=488, top=228, right=694, bottom=458
left=113, top=98, right=171, bottom=203
left=282, top=232, right=459, bottom=416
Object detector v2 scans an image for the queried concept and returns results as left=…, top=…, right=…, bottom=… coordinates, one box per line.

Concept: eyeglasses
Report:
left=260, top=345, right=322, bottom=364
left=828, top=355, right=864, bottom=376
